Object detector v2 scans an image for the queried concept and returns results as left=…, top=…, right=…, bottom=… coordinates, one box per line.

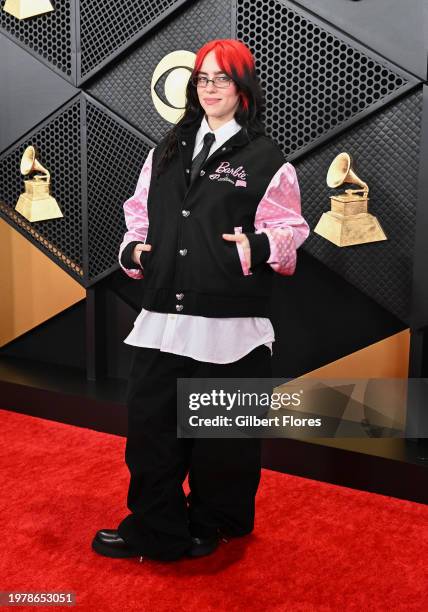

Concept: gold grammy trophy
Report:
left=15, top=145, right=63, bottom=222
left=3, top=0, right=54, bottom=20
left=314, top=152, right=387, bottom=247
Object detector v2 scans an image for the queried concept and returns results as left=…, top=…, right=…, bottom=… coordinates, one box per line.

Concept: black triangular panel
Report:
left=293, top=0, right=427, bottom=80
left=0, top=33, right=78, bottom=153
left=84, top=94, right=155, bottom=283
left=0, top=0, right=76, bottom=82
left=0, top=95, right=84, bottom=282
left=0, top=0, right=193, bottom=86
left=298, top=88, right=423, bottom=324
left=235, top=0, right=418, bottom=158
left=87, top=0, right=233, bottom=142
left=0, top=91, right=157, bottom=288
left=78, top=0, right=190, bottom=82
left=0, top=301, right=86, bottom=370
left=270, top=251, right=406, bottom=378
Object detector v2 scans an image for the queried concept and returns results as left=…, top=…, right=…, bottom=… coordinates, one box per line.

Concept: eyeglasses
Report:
left=191, top=75, right=233, bottom=88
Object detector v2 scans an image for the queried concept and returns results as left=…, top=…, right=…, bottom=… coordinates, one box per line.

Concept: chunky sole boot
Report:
left=92, top=529, right=141, bottom=559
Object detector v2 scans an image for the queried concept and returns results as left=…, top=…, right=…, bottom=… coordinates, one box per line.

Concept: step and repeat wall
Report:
left=0, top=0, right=427, bottom=377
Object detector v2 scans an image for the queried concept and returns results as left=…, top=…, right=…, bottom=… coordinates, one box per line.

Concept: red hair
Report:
left=193, top=39, right=255, bottom=112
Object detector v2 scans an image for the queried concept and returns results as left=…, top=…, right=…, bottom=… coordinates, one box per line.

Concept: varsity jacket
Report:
left=119, top=122, right=310, bottom=317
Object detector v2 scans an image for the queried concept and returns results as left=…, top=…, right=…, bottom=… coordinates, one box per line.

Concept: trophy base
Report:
left=15, top=193, right=63, bottom=222
left=314, top=212, right=387, bottom=247
left=4, top=0, right=54, bottom=20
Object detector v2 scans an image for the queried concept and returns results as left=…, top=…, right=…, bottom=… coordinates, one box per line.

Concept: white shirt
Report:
left=123, top=114, right=275, bottom=363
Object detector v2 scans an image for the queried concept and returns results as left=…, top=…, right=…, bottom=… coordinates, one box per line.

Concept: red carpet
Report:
left=1, top=407, right=427, bottom=611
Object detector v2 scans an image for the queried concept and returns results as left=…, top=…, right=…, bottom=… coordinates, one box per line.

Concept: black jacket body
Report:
left=122, top=122, right=287, bottom=317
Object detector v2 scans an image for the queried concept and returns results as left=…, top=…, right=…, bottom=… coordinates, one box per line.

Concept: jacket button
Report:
left=176, top=293, right=184, bottom=300
left=185, top=168, right=190, bottom=173
left=182, top=209, right=190, bottom=217
left=199, top=170, right=205, bottom=176
left=222, top=147, right=227, bottom=151
left=179, top=248, right=187, bottom=256
left=182, top=140, right=187, bottom=146
left=176, top=304, right=184, bottom=311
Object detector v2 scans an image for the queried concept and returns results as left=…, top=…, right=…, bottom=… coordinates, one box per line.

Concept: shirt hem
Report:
left=123, top=338, right=274, bottom=364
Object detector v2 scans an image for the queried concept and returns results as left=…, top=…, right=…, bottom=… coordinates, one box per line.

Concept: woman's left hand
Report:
left=222, top=233, right=251, bottom=269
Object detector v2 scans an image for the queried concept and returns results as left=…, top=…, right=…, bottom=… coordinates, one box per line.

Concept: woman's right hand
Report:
left=132, top=243, right=152, bottom=267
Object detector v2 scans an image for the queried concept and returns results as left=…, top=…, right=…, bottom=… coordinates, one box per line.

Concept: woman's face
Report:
left=195, top=50, right=240, bottom=124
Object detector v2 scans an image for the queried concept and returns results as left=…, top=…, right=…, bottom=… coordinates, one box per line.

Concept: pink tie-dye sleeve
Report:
left=118, top=148, right=154, bottom=279
left=245, top=162, right=310, bottom=276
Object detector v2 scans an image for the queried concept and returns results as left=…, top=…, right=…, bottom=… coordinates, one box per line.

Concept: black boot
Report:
left=92, top=529, right=141, bottom=558
left=186, top=534, right=220, bottom=558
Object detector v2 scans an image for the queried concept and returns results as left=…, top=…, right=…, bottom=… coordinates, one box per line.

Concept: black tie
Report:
left=190, top=132, right=216, bottom=183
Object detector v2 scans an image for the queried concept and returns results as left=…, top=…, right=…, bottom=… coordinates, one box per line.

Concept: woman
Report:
left=92, top=38, right=309, bottom=562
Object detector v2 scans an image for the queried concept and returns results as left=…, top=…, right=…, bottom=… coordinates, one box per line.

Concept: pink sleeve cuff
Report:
left=253, top=162, right=310, bottom=276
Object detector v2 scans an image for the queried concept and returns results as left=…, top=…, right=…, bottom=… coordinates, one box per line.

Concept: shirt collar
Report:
left=194, top=114, right=242, bottom=151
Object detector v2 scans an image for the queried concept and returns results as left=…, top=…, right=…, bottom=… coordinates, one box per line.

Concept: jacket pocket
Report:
left=233, top=226, right=252, bottom=276
left=139, top=248, right=151, bottom=271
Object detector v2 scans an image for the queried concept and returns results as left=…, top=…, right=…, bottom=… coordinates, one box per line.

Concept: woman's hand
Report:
left=132, top=243, right=152, bottom=267
left=222, top=233, right=251, bottom=269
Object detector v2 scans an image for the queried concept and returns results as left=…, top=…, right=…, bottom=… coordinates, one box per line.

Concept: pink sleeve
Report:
left=253, top=162, right=309, bottom=276
left=118, top=148, right=154, bottom=279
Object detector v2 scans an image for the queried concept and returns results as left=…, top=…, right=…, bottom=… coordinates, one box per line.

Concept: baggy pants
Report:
left=117, top=343, right=272, bottom=561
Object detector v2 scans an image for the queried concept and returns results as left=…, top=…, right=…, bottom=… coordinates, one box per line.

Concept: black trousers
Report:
left=117, top=343, right=272, bottom=561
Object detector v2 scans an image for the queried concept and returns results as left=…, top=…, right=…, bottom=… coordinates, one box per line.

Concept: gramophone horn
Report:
left=20, top=145, right=50, bottom=180
left=15, top=145, right=61, bottom=222
left=327, top=151, right=368, bottom=194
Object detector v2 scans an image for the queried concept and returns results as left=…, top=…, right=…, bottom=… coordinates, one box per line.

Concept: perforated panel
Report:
left=87, top=0, right=232, bottom=141
left=236, top=0, right=410, bottom=158
left=0, top=92, right=156, bottom=285
left=0, top=97, right=83, bottom=280
left=297, top=88, right=423, bottom=324
left=79, top=0, right=186, bottom=79
left=294, top=0, right=427, bottom=80
left=86, top=97, right=153, bottom=280
left=0, top=0, right=73, bottom=78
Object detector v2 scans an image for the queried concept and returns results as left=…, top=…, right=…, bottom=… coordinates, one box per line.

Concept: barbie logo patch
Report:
left=212, top=161, right=248, bottom=187
left=215, top=161, right=247, bottom=179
